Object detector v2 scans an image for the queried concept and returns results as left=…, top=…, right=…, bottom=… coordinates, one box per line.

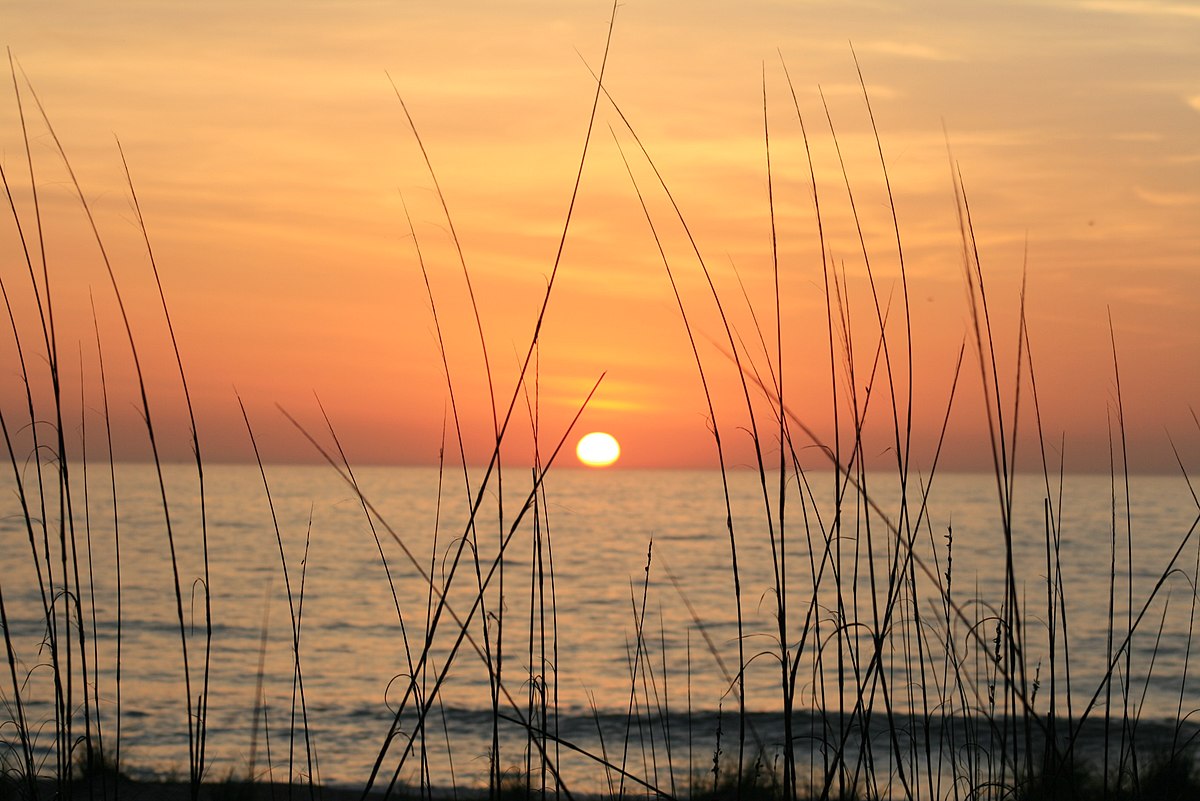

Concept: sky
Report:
left=2, top=0, right=1198, bottom=473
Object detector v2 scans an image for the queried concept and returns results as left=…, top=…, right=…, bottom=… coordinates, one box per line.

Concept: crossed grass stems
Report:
left=3, top=13, right=1200, bottom=801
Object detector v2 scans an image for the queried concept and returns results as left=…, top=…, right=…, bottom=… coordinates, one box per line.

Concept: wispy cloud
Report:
left=1112, top=132, right=1164, bottom=142
left=855, top=40, right=962, bottom=62
left=1134, top=186, right=1200, bottom=206
left=1079, top=0, right=1200, bottom=19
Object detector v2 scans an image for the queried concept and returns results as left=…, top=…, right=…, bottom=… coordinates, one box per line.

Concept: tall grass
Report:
left=3, top=19, right=1200, bottom=801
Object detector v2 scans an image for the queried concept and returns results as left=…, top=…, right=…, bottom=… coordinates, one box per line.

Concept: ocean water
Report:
left=2, top=463, right=1199, bottom=794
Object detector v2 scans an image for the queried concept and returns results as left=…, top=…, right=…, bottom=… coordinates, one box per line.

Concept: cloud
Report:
left=1079, top=0, right=1200, bottom=19
left=1112, top=132, right=1164, bottom=143
left=855, top=40, right=962, bottom=62
left=1133, top=187, right=1200, bottom=206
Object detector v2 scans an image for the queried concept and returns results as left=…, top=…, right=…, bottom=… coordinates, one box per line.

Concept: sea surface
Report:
left=2, top=464, right=1199, bottom=794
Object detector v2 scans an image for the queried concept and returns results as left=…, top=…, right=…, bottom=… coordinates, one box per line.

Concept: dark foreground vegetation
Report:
left=3, top=10, right=1200, bottom=801
left=5, top=748, right=1200, bottom=801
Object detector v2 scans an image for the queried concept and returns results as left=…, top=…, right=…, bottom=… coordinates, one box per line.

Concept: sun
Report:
left=576, top=432, right=621, bottom=468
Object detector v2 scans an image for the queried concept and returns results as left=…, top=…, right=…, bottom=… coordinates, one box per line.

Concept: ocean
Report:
left=2, top=463, right=1199, bottom=795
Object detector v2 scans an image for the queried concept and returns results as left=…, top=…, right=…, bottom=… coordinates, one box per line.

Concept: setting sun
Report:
left=576, top=432, right=621, bottom=467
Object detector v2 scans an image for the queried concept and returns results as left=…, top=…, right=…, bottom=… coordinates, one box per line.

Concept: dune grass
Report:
left=3, top=14, right=1200, bottom=801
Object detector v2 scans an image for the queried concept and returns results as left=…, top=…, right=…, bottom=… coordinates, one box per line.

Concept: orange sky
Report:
left=2, top=1, right=1198, bottom=473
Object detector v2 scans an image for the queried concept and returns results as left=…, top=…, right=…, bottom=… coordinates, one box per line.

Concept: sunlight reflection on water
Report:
left=2, top=464, right=1198, bottom=790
